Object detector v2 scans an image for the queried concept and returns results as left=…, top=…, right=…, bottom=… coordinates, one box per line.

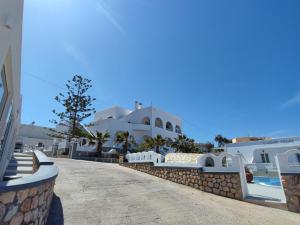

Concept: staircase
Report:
left=4, top=152, right=33, bottom=180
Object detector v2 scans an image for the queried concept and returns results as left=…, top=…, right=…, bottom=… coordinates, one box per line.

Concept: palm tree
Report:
left=172, top=134, right=198, bottom=153
left=136, top=136, right=154, bottom=152
left=215, top=134, right=231, bottom=147
left=87, top=131, right=110, bottom=156
left=144, top=137, right=155, bottom=150
left=115, top=131, right=136, bottom=154
left=153, top=135, right=166, bottom=153
left=204, top=142, right=214, bottom=153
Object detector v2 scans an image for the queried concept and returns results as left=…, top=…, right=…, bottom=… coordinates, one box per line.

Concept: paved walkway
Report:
left=47, top=158, right=300, bottom=225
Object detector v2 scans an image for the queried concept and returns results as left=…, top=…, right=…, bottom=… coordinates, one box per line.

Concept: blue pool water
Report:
left=253, top=176, right=281, bottom=187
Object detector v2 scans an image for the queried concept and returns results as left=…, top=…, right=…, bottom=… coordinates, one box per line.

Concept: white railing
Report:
left=246, top=163, right=277, bottom=172
left=58, top=140, right=68, bottom=150
left=76, top=145, right=96, bottom=152
left=126, top=151, right=163, bottom=164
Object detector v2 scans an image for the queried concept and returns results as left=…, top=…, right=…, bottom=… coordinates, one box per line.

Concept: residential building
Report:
left=86, top=101, right=182, bottom=151
left=0, top=0, right=23, bottom=179
left=231, top=136, right=270, bottom=144
left=16, top=124, right=55, bottom=150
left=226, top=136, right=300, bottom=169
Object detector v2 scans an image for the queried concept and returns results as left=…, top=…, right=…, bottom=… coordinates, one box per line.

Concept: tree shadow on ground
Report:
left=46, top=193, right=64, bottom=225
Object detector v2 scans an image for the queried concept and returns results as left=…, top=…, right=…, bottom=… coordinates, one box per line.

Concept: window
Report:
left=166, top=122, right=173, bottom=131
left=0, top=66, right=8, bottom=118
left=222, top=157, right=227, bottom=167
left=142, top=117, right=151, bottom=125
left=155, top=118, right=163, bottom=128
left=261, top=154, right=266, bottom=163
left=265, top=153, right=270, bottom=163
left=175, top=125, right=182, bottom=134
left=261, top=152, right=270, bottom=163
left=0, top=104, right=13, bottom=160
left=297, top=153, right=300, bottom=163
left=205, top=157, right=214, bottom=167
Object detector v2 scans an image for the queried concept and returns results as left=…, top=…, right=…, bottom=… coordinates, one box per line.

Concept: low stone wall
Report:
left=121, top=163, right=243, bottom=200
left=0, top=151, right=58, bottom=225
left=282, top=174, right=300, bottom=213
left=72, top=156, right=118, bottom=163
left=0, top=181, right=54, bottom=225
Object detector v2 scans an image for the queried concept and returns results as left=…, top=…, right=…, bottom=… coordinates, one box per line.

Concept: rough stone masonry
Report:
left=282, top=174, right=300, bottom=213
left=0, top=180, right=55, bottom=225
left=121, top=162, right=243, bottom=200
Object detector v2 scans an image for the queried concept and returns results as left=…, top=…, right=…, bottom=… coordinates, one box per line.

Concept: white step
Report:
left=14, top=153, right=32, bottom=157
left=14, top=157, right=33, bottom=161
left=5, top=166, right=33, bottom=174
left=8, top=161, right=33, bottom=167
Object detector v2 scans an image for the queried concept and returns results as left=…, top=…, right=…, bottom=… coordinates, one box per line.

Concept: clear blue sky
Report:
left=21, top=0, right=300, bottom=143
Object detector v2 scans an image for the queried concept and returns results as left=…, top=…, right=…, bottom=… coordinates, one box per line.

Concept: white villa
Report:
left=226, top=136, right=300, bottom=170
left=86, top=101, right=183, bottom=151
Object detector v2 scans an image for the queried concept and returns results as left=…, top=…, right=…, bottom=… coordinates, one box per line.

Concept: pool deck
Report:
left=247, top=183, right=286, bottom=202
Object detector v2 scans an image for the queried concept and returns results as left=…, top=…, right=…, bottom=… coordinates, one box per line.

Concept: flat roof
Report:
left=226, top=136, right=300, bottom=148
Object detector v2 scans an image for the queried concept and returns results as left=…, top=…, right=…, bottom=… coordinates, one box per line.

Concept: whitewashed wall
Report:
left=126, top=151, right=163, bottom=164
left=0, top=0, right=23, bottom=179
left=276, top=149, right=300, bottom=174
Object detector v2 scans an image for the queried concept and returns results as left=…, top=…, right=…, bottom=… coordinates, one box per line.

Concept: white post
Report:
left=236, top=153, right=248, bottom=199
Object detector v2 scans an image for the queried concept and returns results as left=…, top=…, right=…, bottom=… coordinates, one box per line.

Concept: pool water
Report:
left=253, top=176, right=281, bottom=187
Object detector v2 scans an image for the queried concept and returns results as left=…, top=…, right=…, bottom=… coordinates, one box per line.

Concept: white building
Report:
left=87, top=102, right=183, bottom=151
left=226, top=136, right=300, bottom=169
left=16, top=124, right=54, bottom=150
left=0, top=0, right=23, bottom=179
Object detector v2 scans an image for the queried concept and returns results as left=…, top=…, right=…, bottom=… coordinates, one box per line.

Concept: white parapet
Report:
left=127, top=152, right=241, bottom=172
left=276, top=149, right=300, bottom=174
left=199, top=153, right=240, bottom=173
left=126, top=151, right=163, bottom=164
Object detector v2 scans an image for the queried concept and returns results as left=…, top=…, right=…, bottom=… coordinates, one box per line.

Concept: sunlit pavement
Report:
left=47, top=158, right=300, bottom=225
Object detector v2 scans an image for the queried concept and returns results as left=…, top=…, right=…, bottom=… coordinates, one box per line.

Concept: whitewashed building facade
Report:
left=226, top=136, right=300, bottom=169
left=0, top=0, right=23, bottom=179
left=87, top=102, right=183, bottom=150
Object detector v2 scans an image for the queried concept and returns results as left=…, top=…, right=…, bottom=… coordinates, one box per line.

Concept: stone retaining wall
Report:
left=121, top=163, right=243, bottom=200
left=0, top=151, right=58, bottom=225
left=73, top=156, right=118, bottom=163
left=0, top=181, right=54, bottom=225
left=282, top=174, right=300, bottom=213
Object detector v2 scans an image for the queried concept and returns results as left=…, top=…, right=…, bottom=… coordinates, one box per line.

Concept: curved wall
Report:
left=0, top=151, right=58, bottom=225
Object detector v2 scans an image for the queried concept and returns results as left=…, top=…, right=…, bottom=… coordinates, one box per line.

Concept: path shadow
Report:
left=46, top=193, right=64, bottom=225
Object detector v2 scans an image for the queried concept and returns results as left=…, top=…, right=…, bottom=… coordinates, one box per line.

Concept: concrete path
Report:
left=48, top=158, right=300, bottom=225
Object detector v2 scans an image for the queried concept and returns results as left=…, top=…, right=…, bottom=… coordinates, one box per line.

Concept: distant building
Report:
left=231, top=136, right=269, bottom=144
left=87, top=101, right=183, bottom=151
left=0, top=0, right=23, bottom=179
left=16, top=124, right=54, bottom=150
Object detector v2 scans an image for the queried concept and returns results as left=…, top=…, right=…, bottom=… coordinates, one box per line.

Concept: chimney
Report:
left=134, top=101, right=139, bottom=110
left=138, top=103, right=143, bottom=109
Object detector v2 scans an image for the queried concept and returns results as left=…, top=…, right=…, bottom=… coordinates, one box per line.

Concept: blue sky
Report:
left=21, top=0, right=300, bottom=143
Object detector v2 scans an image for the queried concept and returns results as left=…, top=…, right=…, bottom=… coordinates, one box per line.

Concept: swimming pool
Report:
left=253, top=176, right=281, bottom=187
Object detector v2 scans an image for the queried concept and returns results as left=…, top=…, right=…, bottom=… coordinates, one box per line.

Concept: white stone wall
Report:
left=276, top=149, right=300, bottom=174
